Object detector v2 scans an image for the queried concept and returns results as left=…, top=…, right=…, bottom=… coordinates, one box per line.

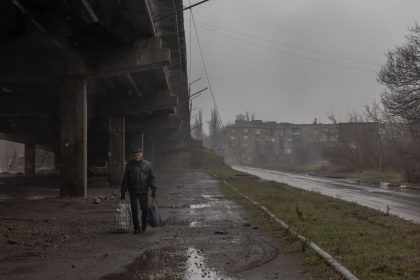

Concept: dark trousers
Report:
left=129, top=193, right=148, bottom=230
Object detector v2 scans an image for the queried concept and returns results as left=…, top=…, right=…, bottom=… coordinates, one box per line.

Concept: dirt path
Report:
left=0, top=170, right=312, bottom=279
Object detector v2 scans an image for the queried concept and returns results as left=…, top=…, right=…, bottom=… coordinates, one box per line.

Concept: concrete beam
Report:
left=0, top=94, right=177, bottom=116
left=0, top=43, right=170, bottom=81
left=89, top=95, right=178, bottom=116
left=92, top=46, right=171, bottom=78
left=60, top=80, right=87, bottom=198
left=125, top=74, right=142, bottom=96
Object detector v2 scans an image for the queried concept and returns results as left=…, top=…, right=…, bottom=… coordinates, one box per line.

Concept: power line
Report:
left=190, top=11, right=223, bottom=129
left=190, top=9, right=246, bottom=167
left=193, top=23, right=378, bottom=73
left=195, top=20, right=381, bottom=67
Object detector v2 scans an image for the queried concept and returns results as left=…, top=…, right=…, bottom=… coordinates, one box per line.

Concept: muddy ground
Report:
left=0, top=170, right=313, bottom=279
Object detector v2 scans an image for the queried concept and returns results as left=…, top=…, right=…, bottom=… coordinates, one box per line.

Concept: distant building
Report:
left=235, top=114, right=246, bottom=121
left=224, top=119, right=351, bottom=166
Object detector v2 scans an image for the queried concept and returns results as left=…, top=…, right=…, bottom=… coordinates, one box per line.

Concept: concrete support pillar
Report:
left=54, top=151, right=60, bottom=171
left=24, top=144, right=35, bottom=175
left=60, top=80, right=87, bottom=197
left=108, top=115, right=125, bottom=185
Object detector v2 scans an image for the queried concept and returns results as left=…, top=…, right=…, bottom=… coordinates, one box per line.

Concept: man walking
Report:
left=121, top=148, right=156, bottom=234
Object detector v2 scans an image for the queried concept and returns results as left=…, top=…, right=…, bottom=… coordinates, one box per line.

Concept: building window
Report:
left=256, top=129, right=261, bottom=135
left=266, top=129, right=274, bottom=136
left=243, top=135, right=248, bottom=140
left=244, top=129, right=248, bottom=133
left=230, top=136, right=235, bottom=140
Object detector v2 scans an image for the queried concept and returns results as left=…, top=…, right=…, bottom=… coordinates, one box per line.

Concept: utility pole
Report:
left=188, top=77, right=202, bottom=126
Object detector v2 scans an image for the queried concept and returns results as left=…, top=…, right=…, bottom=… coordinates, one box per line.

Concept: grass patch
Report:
left=204, top=164, right=420, bottom=280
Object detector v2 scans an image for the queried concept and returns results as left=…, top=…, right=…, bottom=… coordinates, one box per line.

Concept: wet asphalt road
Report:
left=232, top=165, right=420, bottom=224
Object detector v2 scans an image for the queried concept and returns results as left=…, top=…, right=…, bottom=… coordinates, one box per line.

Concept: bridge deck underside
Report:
left=0, top=0, right=189, bottom=197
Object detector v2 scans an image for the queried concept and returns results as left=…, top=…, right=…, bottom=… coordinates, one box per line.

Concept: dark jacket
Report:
left=121, top=159, right=156, bottom=195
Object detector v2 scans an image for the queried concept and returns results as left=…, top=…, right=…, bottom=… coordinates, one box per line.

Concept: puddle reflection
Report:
left=189, top=221, right=202, bottom=227
left=190, top=203, right=211, bottom=209
left=184, top=248, right=230, bottom=280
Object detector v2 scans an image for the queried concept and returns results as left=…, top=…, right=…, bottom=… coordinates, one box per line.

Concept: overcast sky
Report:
left=183, top=0, right=420, bottom=128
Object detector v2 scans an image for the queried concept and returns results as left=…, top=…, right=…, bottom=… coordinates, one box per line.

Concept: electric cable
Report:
left=195, top=20, right=381, bottom=67
left=190, top=9, right=246, bottom=167
left=190, top=9, right=366, bottom=280
left=195, top=23, right=378, bottom=73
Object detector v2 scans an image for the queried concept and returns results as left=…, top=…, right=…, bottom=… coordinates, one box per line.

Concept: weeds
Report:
left=209, top=166, right=420, bottom=280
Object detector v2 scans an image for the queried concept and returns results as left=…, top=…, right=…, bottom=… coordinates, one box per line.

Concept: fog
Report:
left=185, top=0, right=420, bottom=127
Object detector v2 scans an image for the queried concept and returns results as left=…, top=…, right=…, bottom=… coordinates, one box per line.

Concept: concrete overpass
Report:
left=0, top=0, right=190, bottom=197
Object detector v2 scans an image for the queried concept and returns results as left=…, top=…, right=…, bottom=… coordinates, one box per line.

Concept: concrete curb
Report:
left=223, top=180, right=360, bottom=280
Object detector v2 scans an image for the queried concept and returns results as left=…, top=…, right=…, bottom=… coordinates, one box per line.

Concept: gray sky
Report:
left=184, top=0, right=420, bottom=128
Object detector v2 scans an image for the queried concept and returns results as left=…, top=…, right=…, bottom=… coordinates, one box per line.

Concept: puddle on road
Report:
left=380, top=182, right=390, bottom=189
left=185, top=247, right=229, bottom=280
left=190, top=203, right=211, bottom=209
left=189, top=221, right=201, bottom=227
left=201, top=194, right=223, bottom=201
left=103, top=246, right=230, bottom=280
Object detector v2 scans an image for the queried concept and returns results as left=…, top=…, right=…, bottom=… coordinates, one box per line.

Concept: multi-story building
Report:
left=224, top=118, right=339, bottom=166
left=224, top=116, right=385, bottom=168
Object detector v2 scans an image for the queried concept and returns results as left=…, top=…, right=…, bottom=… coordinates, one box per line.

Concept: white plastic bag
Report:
left=114, top=201, right=132, bottom=233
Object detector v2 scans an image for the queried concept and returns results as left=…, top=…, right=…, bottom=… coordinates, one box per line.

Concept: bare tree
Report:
left=245, top=110, right=256, bottom=121
left=324, top=111, right=380, bottom=171
left=192, top=110, right=203, bottom=140
left=208, top=107, right=222, bottom=151
left=379, top=23, right=420, bottom=122
left=378, top=22, right=420, bottom=182
left=325, top=112, right=338, bottom=124
left=366, top=101, right=420, bottom=182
